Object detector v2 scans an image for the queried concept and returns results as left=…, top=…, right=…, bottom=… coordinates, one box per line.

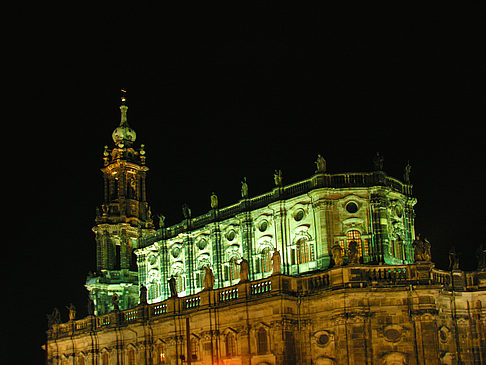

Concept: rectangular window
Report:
left=224, top=265, right=229, bottom=281
left=363, top=239, right=370, bottom=256
left=254, top=257, right=261, bottom=274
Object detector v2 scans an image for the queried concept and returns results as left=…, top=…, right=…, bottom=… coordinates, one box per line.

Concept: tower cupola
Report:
left=112, top=94, right=136, bottom=148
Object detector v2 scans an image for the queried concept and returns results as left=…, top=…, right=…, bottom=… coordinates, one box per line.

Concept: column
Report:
left=210, top=223, right=223, bottom=288
left=370, top=192, right=389, bottom=264
left=120, top=229, right=130, bottom=269
left=310, top=196, right=332, bottom=269
left=184, top=233, right=195, bottom=295
left=271, top=201, right=289, bottom=275
left=240, top=212, right=254, bottom=280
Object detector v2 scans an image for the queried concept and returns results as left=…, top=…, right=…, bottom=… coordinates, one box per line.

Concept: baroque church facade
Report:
left=46, top=100, right=486, bottom=365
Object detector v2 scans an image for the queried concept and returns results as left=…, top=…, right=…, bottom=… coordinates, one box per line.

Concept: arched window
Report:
left=296, top=238, right=314, bottom=264
left=127, top=347, right=135, bottom=365
left=391, top=237, right=404, bottom=260
left=229, top=257, right=240, bottom=281
left=191, top=339, right=198, bottom=361
left=261, top=247, right=272, bottom=273
left=226, top=332, right=236, bottom=357
left=346, top=230, right=362, bottom=256
left=148, top=283, right=160, bottom=300
left=102, top=352, right=109, bottom=365
left=257, top=327, right=268, bottom=354
left=171, top=272, right=185, bottom=294
left=157, top=344, right=166, bottom=364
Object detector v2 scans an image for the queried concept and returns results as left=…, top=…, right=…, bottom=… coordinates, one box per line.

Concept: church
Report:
left=46, top=99, right=486, bottom=364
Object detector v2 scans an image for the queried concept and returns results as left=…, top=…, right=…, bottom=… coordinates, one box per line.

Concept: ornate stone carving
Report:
left=331, top=244, right=344, bottom=267
left=412, top=234, right=431, bottom=262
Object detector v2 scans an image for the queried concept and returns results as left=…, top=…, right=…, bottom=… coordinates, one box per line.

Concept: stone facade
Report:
left=48, top=264, right=486, bottom=364
left=136, top=171, right=416, bottom=305
left=46, top=100, right=486, bottom=364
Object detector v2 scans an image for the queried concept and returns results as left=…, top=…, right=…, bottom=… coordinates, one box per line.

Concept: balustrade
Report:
left=50, top=263, right=482, bottom=341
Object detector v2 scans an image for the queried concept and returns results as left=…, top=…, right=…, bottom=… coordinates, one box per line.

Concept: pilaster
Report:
left=309, top=193, right=332, bottom=270
left=270, top=201, right=289, bottom=275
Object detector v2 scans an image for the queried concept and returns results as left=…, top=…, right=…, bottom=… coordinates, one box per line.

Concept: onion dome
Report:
left=112, top=94, right=136, bottom=148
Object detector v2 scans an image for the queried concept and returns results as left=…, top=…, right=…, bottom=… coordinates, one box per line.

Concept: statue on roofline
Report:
left=47, top=308, right=61, bottom=328
left=203, top=266, right=215, bottom=290
left=140, top=285, right=148, bottom=305
left=182, top=203, right=191, bottom=219
left=373, top=152, right=384, bottom=171
left=449, top=246, right=460, bottom=270
left=67, top=303, right=76, bottom=321
left=111, top=293, right=120, bottom=311
left=331, top=244, right=344, bottom=267
left=274, top=170, right=283, bottom=187
left=158, top=214, right=166, bottom=229
left=315, top=154, right=326, bottom=174
left=412, top=234, right=432, bottom=262
left=271, top=247, right=281, bottom=274
left=238, top=258, right=249, bottom=283
left=241, top=177, right=249, bottom=198
left=168, top=275, right=178, bottom=298
left=476, top=244, right=486, bottom=271
left=210, top=192, right=218, bottom=209
left=347, top=241, right=360, bottom=265
left=404, top=161, right=412, bottom=184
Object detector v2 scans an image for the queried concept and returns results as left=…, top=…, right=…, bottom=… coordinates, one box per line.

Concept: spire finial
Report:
left=121, top=89, right=127, bottom=104
left=120, top=89, right=128, bottom=126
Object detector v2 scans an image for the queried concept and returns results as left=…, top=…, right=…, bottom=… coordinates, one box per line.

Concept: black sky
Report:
left=4, top=3, right=486, bottom=364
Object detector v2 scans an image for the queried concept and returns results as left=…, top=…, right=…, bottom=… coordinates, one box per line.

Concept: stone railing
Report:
left=139, top=171, right=413, bottom=248
left=48, top=263, right=486, bottom=340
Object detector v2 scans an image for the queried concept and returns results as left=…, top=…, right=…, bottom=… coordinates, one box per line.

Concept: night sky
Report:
left=5, top=4, right=486, bottom=364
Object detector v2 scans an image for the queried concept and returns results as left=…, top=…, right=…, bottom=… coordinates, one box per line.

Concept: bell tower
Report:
left=86, top=93, right=154, bottom=315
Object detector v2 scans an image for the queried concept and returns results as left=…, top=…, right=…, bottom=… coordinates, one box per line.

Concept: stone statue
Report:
left=271, top=247, right=281, bottom=274
left=331, top=244, right=344, bottom=267
left=182, top=203, right=191, bottom=219
left=67, top=303, right=76, bottom=321
left=210, top=192, right=218, bottom=209
left=347, top=241, right=360, bottom=265
left=476, top=244, right=486, bottom=271
left=373, top=152, right=384, bottom=171
left=403, top=161, right=412, bottom=184
left=158, top=214, right=166, bottom=229
left=102, top=204, right=109, bottom=216
left=203, top=266, right=215, bottom=290
left=274, top=170, right=283, bottom=187
left=140, top=285, right=148, bottom=304
left=412, top=235, right=431, bottom=262
left=241, top=177, right=249, bottom=198
left=111, top=293, right=120, bottom=311
left=315, top=154, right=327, bottom=174
left=168, top=275, right=178, bottom=297
left=449, top=247, right=460, bottom=270
left=47, top=308, right=61, bottom=328
left=87, top=297, right=95, bottom=315
left=238, top=258, right=249, bottom=283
